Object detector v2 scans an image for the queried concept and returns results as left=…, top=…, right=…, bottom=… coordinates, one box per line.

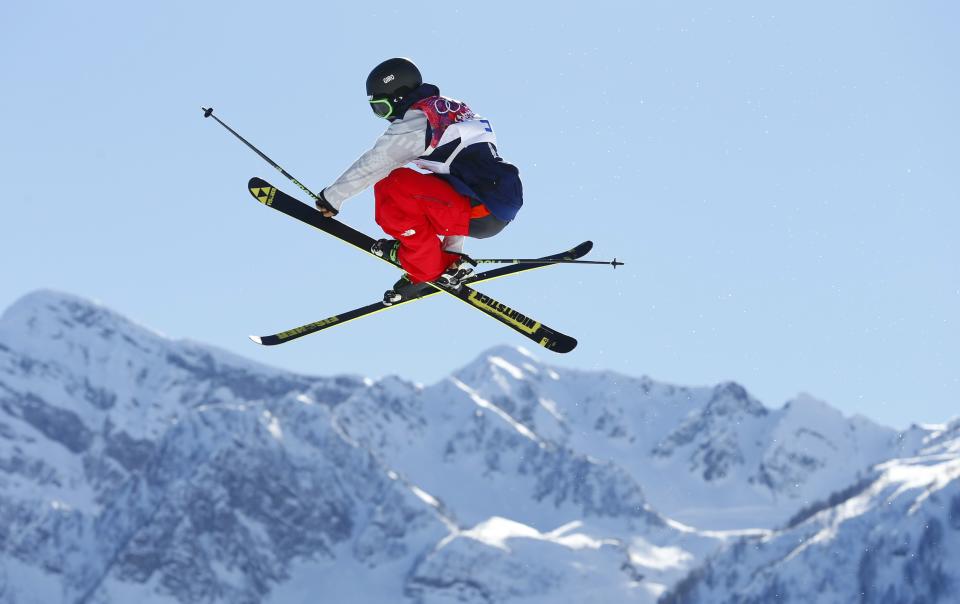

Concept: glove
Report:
left=315, top=190, right=339, bottom=217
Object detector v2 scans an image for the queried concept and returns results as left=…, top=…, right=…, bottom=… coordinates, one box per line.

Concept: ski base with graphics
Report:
left=250, top=240, right=593, bottom=346
left=247, top=177, right=579, bottom=353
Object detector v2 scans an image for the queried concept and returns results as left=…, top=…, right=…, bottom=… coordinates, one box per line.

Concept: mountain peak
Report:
left=454, top=344, right=548, bottom=383
left=704, top=381, right=767, bottom=417
left=0, top=289, right=165, bottom=345
left=482, top=344, right=540, bottom=366
left=777, top=392, right=845, bottom=423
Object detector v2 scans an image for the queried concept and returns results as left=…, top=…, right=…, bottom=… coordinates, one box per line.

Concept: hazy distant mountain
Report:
left=0, top=291, right=953, bottom=603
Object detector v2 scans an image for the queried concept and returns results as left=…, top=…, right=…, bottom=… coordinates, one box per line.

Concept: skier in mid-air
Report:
left=313, top=57, right=523, bottom=305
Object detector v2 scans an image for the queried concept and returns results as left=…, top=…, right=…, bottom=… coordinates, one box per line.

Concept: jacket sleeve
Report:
left=321, top=111, right=429, bottom=211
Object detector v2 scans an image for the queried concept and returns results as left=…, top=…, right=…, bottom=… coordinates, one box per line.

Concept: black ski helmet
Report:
left=366, top=57, right=422, bottom=118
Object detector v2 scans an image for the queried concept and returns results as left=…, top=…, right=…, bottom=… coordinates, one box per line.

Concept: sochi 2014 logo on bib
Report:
left=433, top=98, right=462, bottom=113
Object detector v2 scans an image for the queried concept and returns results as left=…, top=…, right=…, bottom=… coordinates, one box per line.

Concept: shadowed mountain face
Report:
left=0, top=291, right=951, bottom=604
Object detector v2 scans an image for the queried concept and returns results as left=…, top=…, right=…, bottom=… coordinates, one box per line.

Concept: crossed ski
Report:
left=250, top=240, right=593, bottom=346
left=246, top=178, right=580, bottom=353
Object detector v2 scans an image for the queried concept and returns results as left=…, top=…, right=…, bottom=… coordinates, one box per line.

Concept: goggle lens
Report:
left=368, top=97, right=394, bottom=119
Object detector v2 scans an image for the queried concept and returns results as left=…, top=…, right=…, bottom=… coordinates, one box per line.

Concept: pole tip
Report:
left=202, top=107, right=214, bottom=118
left=612, top=258, right=624, bottom=269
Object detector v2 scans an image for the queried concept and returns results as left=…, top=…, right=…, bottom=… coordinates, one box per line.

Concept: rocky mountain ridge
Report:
left=0, top=290, right=951, bottom=603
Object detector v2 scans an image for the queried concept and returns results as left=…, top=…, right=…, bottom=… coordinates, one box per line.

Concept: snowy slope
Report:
left=0, top=290, right=949, bottom=603
left=660, top=419, right=960, bottom=604
left=452, top=346, right=914, bottom=529
left=0, top=292, right=706, bottom=603
left=0, top=291, right=438, bottom=603
left=325, top=355, right=740, bottom=601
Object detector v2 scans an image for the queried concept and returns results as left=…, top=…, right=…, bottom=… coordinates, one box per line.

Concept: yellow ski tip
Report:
left=248, top=335, right=262, bottom=345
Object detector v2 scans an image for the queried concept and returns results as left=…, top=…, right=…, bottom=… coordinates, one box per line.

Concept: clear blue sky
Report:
left=2, top=1, right=957, bottom=428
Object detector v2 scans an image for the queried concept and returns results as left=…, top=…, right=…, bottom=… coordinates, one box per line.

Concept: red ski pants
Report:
left=374, top=168, right=473, bottom=283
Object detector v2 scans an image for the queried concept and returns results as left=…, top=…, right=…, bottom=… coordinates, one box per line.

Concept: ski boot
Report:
left=382, top=274, right=431, bottom=306
left=371, top=239, right=401, bottom=266
left=436, top=254, right=477, bottom=290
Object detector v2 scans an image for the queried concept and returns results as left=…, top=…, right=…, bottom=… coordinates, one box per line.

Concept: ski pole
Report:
left=471, top=257, right=624, bottom=268
left=201, top=107, right=321, bottom=202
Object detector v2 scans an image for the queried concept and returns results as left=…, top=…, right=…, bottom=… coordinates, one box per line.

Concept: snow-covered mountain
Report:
left=660, top=419, right=960, bottom=604
left=453, top=352, right=914, bottom=530
left=0, top=290, right=953, bottom=603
